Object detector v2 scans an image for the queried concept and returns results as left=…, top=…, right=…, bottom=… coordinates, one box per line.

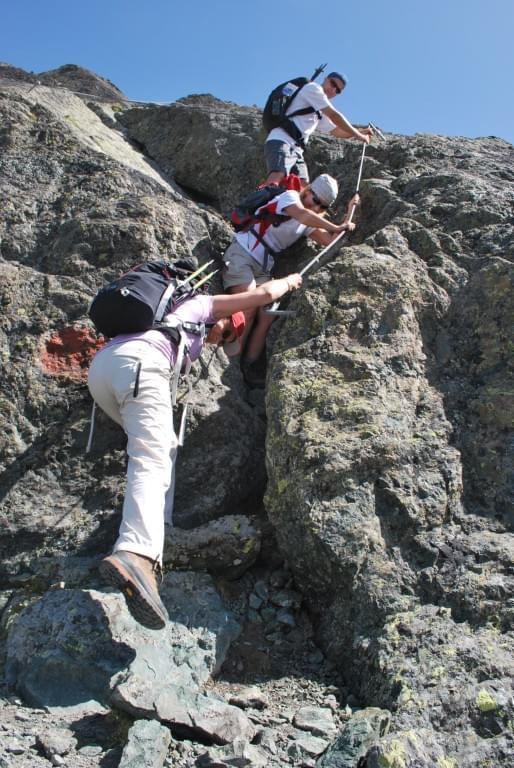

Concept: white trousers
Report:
left=88, top=340, right=177, bottom=563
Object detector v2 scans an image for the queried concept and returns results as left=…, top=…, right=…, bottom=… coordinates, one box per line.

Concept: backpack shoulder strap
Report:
left=155, top=280, right=178, bottom=322
left=285, top=78, right=324, bottom=117
left=249, top=225, right=275, bottom=246
left=288, top=105, right=321, bottom=120
left=282, top=80, right=323, bottom=145
left=282, top=80, right=307, bottom=117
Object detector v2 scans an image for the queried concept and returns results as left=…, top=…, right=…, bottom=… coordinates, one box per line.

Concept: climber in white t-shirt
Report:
left=222, top=173, right=360, bottom=386
left=264, top=71, right=372, bottom=185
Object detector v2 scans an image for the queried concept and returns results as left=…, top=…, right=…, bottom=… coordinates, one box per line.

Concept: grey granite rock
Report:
left=197, top=737, right=268, bottom=767
left=318, top=708, right=391, bottom=767
left=113, top=682, right=255, bottom=745
left=35, top=726, right=77, bottom=758
left=6, top=573, right=240, bottom=708
left=293, top=706, right=337, bottom=738
left=228, top=686, right=268, bottom=711
left=265, top=133, right=514, bottom=766
left=118, top=720, right=171, bottom=768
left=164, top=515, right=261, bottom=578
left=0, top=65, right=513, bottom=768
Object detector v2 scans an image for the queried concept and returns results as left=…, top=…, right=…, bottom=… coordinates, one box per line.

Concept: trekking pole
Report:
left=192, top=268, right=218, bottom=291
left=310, top=63, right=327, bottom=81
left=174, top=260, right=218, bottom=300
left=178, top=260, right=215, bottom=288
left=369, top=122, right=386, bottom=142
left=265, top=137, right=370, bottom=317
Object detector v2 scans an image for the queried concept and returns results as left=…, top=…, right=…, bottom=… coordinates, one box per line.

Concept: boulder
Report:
left=6, top=572, right=240, bottom=710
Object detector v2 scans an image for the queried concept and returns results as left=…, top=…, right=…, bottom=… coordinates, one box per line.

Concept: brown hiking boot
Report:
left=99, top=551, right=169, bottom=630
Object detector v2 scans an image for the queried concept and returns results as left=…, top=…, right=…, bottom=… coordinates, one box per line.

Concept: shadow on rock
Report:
left=5, top=589, right=135, bottom=709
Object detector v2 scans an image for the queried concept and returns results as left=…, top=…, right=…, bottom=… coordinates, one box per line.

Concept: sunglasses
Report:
left=311, top=191, right=329, bottom=210
left=329, top=77, right=343, bottom=95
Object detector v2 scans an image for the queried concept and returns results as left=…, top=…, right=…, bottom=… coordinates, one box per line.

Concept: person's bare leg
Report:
left=264, top=171, right=309, bottom=188
left=228, top=282, right=257, bottom=349
left=264, top=170, right=285, bottom=185
left=243, top=307, right=274, bottom=363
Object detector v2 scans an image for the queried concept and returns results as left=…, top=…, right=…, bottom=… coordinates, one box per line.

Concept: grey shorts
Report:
left=264, top=140, right=309, bottom=181
left=222, top=240, right=271, bottom=289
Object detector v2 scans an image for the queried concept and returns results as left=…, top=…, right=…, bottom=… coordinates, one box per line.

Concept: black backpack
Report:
left=88, top=259, right=214, bottom=339
left=262, top=64, right=326, bottom=146
left=229, top=173, right=302, bottom=233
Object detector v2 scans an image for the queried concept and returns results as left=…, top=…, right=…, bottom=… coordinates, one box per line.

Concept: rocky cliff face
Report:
left=0, top=64, right=513, bottom=767
left=265, top=135, right=514, bottom=765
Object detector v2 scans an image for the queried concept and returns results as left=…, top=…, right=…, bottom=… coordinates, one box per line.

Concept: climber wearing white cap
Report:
left=222, top=173, right=360, bottom=386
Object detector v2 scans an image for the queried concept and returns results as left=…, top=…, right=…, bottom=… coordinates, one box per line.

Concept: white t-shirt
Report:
left=266, top=81, right=336, bottom=146
left=235, top=189, right=315, bottom=270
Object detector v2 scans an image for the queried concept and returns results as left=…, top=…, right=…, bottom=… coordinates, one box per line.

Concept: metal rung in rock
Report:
left=264, top=309, right=297, bottom=317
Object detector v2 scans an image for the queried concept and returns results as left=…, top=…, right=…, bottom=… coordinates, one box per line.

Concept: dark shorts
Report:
left=264, top=140, right=309, bottom=182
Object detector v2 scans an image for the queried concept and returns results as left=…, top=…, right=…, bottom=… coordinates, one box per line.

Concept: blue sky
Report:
left=2, top=0, right=513, bottom=144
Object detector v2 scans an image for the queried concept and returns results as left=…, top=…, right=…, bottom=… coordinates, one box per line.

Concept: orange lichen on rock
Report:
left=41, top=326, right=104, bottom=381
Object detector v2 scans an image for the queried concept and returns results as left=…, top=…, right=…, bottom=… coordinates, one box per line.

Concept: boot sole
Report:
left=99, top=556, right=167, bottom=630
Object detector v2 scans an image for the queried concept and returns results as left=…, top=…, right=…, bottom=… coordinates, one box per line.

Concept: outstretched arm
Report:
left=308, top=194, right=361, bottom=246
left=211, top=274, right=302, bottom=319
left=282, top=202, right=347, bottom=234
left=322, top=105, right=372, bottom=143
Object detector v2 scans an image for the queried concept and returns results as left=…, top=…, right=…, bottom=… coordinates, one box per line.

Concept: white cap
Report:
left=310, top=174, right=338, bottom=206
